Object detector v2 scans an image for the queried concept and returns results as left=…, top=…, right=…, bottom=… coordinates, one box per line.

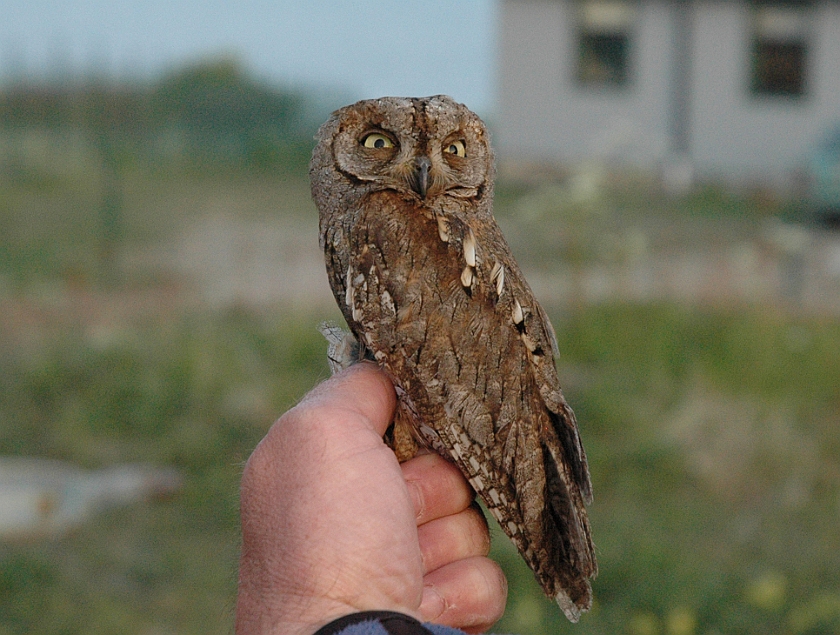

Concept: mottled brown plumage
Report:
left=310, top=95, right=597, bottom=621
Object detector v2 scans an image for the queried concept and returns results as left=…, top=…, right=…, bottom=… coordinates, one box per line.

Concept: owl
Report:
left=310, top=95, right=597, bottom=622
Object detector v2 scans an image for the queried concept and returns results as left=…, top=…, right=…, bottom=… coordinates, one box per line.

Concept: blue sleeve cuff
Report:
left=312, top=610, right=470, bottom=635
left=330, top=621, right=465, bottom=635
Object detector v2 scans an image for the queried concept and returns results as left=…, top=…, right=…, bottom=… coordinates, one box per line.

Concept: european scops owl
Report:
left=310, top=95, right=597, bottom=622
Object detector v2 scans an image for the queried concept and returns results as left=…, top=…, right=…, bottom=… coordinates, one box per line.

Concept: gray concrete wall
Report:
left=497, top=0, right=840, bottom=183
left=691, top=1, right=840, bottom=181
left=497, top=0, right=673, bottom=166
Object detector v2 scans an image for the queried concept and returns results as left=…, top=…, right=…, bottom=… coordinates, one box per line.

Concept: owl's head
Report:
left=311, top=95, right=494, bottom=203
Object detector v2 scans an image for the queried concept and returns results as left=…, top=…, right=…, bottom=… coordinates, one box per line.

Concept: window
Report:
left=577, top=1, right=636, bottom=87
left=750, top=2, right=812, bottom=97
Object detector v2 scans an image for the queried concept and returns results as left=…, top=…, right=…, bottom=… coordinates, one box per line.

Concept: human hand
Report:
left=235, top=362, right=507, bottom=635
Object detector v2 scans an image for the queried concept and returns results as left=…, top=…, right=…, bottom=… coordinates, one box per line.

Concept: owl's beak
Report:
left=412, top=156, right=432, bottom=198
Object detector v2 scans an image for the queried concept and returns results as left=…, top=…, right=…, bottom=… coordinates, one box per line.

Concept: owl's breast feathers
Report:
left=323, top=189, right=596, bottom=619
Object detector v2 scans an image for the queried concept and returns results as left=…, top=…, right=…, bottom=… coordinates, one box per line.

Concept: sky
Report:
left=1, top=0, right=498, bottom=115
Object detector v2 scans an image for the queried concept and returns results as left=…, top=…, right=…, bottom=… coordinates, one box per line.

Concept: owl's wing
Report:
left=462, top=217, right=597, bottom=618
left=525, top=296, right=594, bottom=504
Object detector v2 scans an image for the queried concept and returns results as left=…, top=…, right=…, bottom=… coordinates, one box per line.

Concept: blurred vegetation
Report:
left=0, top=309, right=329, bottom=634
left=1, top=64, right=839, bottom=635
left=495, top=303, right=840, bottom=635
left=0, top=58, right=315, bottom=171
left=0, top=60, right=320, bottom=291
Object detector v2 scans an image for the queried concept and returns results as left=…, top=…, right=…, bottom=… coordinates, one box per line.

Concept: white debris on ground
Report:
left=0, top=457, right=182, bottom=540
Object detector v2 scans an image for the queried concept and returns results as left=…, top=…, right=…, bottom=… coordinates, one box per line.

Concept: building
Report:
left=496, top=0, right=840, bottom=187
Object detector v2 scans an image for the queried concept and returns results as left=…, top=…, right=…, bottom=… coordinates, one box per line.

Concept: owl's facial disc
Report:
left=328, top=95, right=492, bottom=201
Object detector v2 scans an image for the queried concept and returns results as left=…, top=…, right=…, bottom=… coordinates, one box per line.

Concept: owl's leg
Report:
left=319, top=323, right=417, bottom=459
left=319, top=322, right=359, bottom=374
left=319, top=322, right=379, bottom=374
left=390, top=407, right=420, bottom=462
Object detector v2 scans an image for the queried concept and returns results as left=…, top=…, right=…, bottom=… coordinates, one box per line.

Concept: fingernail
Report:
left=419, top=584, right=446, bottom=620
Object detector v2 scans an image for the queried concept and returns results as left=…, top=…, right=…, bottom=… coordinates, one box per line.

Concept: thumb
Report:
left=298, top=361, right=397, bottom=438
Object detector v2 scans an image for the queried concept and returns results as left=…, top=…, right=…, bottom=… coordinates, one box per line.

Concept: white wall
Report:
left=497, top=0, right=840, bottom=183
left=691, top=1, right=840, bottom=181
left=497, top=0, right=673, bottom=166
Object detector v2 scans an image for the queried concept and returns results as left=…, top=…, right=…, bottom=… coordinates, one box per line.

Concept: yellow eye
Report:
left=362, top=133, right=395, bottom=149
left=444, top=140, right=466, bottom=157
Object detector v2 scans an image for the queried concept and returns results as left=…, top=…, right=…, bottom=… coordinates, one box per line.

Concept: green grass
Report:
left=2, top=302, right=838, bottom=635
left=494, top=304, right=840, bottom=635
left=0, top=308, right=331, bottom=635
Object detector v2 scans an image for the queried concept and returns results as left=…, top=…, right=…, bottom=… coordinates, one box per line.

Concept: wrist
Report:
left=236, top=583, right=359, bottom=635
left=235, top=547, right=424, bottom=635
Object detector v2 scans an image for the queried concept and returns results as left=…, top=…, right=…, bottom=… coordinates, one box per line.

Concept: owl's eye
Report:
left=443, top=140, right=466, bottom=158
left=361, top=133, right=395, bottom=149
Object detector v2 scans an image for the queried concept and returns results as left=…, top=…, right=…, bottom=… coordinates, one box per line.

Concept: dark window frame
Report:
left=749, top=1, right=813, bottom=99
left=575, top=1, right=637, bottom=89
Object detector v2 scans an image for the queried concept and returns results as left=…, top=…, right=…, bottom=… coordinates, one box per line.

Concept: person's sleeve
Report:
left=312, top=611, right=468, bottom=635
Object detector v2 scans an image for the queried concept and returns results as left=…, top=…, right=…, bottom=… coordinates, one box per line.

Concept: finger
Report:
left=402, top=453, right=475, bottom=525
left=417, top=504, right=491, bottom=575
left=419, top=556, right=507, bottom=634
left=298, top=361, right=397, bottom=438
left=250, top=362, right=397, bottom=489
